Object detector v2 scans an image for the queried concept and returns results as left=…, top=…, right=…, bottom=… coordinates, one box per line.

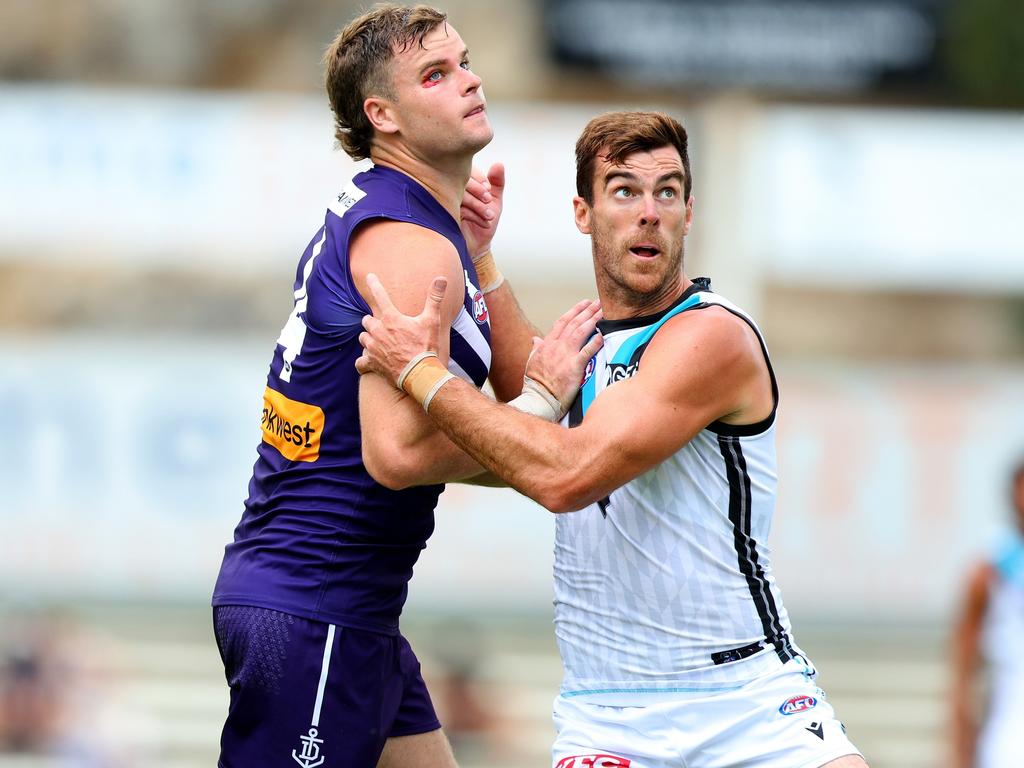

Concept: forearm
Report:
left=483, top=279, right=538, bottom=401
left=425, top=377, right=586, bottom=511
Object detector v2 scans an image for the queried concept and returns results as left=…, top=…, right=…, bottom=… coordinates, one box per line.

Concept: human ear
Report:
left=364, top=97, right=398, bottom=135
left=573, top=197, right=592, bottom=235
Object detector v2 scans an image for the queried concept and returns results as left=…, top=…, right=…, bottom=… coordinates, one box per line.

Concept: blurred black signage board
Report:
left=545, top=0, right=947, bottom=93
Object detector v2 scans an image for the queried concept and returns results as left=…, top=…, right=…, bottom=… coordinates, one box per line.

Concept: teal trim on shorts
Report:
left=561, top=682, right=746, bottom=698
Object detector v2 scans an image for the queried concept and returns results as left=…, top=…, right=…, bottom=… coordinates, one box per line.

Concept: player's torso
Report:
left=979, top=537, right=1024, bottom=766
left=554, top=280, right=806, bottom=701
left=213, top=165, right=492, bottom=632
left=983, top=536, right=1024, bottom=683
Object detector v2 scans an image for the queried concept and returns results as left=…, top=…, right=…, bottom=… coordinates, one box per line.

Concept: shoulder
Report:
left=350, top=220, right=464, bottom=317
left=351, top=218, right=458, bottom=258
left=966, top=560, right=997, bottom=600
left=645, top=303, right=763, bottom=379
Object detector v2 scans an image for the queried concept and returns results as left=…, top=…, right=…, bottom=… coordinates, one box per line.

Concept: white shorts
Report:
left=977, top=700, right=1024, bottom=768
left=552, top=661, right=862, bottom=768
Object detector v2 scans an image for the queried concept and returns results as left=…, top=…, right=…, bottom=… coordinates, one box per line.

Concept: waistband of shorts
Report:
left=559, top=654, right=816, bottom=706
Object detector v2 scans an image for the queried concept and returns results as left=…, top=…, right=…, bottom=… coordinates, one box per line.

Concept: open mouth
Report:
left=629, top=245, right=660, bottom=259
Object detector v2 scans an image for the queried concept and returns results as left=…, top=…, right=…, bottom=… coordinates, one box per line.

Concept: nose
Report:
left=462, top=67, right=482, bottom=95
left=639, top=194, right=659, bottom=227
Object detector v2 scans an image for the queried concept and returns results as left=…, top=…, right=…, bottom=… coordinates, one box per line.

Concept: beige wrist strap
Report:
left=508, top=377, right=566, bottom=422
left=472, top=250, right=505, bottom=294
left=398, top=353, right=455, bottom=412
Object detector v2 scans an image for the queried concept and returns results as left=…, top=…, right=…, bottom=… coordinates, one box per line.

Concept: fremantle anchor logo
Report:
left=292, top=727, right=325, bottom=767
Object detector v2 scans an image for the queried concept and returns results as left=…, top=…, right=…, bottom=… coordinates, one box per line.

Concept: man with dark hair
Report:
left=952, top=460, right=1024, bottom=768
left=358, top=110, right=867, bottom=767
left=212, top=5, right=599, bottom=766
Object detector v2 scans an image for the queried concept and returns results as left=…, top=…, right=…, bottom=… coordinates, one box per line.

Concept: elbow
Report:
left=533, top=474, right=591, bottom=514
left=363, top=443, right=415, bottom=491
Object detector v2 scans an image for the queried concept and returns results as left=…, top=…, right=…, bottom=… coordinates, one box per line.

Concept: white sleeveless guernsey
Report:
left=554, top=279, right=811, bottom=705
left=978, top=534, right=1024, bottom=768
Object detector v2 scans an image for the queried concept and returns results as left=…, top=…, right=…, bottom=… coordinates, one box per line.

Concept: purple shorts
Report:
left=214, top=606, right=440, bottom=767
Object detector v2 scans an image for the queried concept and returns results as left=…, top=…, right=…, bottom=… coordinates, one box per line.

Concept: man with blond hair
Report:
left=359, top=110, right=868, bottom=767
left=212, top=5, right=598, bottom=766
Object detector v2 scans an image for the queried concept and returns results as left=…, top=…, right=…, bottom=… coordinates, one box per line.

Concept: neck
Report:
left=599, top=272, right=691, bottom=321
left=370, top=141, right=470, bottom=221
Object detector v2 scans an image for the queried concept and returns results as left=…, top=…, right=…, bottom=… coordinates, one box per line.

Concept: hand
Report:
left=356, top=273, right=447, bottom=385
left=526, top=300, right=604, bottom=410
left=460, top=163, right=505, bottom=259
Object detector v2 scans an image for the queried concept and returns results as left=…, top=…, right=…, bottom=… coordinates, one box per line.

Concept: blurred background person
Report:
left=952, top=460, right=1024, bottom=768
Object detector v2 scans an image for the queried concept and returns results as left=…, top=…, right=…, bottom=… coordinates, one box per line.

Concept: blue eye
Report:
left=613, top=188, right=633, bottom=198
left=426, top=70, right=442, bottom=82
left=659, top=188, right=676, bottom=199
left=461, top=60, right=471, bottom=70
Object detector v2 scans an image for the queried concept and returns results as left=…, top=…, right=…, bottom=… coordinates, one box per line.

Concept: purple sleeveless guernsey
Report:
left=213, top=165, right=493, bottom=634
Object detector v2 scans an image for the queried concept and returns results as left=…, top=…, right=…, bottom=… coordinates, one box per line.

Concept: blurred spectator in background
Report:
left=952, top=459, right=1024, bottom=768
left=0, top=611, right=132, bottom=767
left=0, top=622, right=62, bottom=752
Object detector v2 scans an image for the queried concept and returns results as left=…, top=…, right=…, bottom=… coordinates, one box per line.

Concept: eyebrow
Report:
left=418, top=48, right=469, bottom=76
left=604, top=170, right=685, bottom=187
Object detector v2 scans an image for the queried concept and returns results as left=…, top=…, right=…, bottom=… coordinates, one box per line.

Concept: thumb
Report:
left=424, top=276, right=447, bottom=317
left=488, top=162, right=505, bottom=194
left=526, top=335, right=542, bottom=366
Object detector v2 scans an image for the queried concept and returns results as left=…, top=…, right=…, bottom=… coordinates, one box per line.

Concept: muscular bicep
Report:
left=351, top=219, right=485, bottom=487
left=349, top=219, right=466, bottom=358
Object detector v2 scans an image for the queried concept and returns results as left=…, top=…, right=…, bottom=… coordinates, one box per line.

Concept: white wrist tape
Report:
left=508, top=376, right=565, bottom=422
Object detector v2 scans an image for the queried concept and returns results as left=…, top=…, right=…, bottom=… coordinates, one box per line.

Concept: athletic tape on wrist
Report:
left=399, top=354, right=455, bottom=412
left=472, top=250, right=505, bottom=294
left=508, top=377, right=565, bottom=422
left=397, top=351, right=439, bottom=390
left=422, top=373, right=456, bottom=412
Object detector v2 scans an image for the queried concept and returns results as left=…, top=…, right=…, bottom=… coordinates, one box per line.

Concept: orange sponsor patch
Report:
left=261, top=387, right=324, bottom=462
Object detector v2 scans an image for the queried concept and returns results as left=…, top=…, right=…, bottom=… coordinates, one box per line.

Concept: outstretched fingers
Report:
left=568, top=303, right=603, bottom=347
left=578, top=329, right=604, bottom=362
left=365, top=273, right=397, bottom=315
left=485, top=162, right=505, bottom=197
left=548, top=300, right=594, bottom=341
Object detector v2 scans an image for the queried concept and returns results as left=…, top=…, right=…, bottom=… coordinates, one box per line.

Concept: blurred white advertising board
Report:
left=1, top=335, right=1022, bottom=621
left=2, top=86, right=1023, bottom=288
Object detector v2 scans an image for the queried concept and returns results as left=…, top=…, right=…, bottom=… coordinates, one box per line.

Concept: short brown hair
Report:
left=575, top=111, right=691, bottom=205
left=323, top=4, right=448, bottom=160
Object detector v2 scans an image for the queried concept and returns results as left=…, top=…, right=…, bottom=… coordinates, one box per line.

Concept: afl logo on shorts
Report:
left=556, top=755, right=631, bottom=768
left=779, top=695, right=817, bottom=715
left=472, top=290, right=489, bottom=324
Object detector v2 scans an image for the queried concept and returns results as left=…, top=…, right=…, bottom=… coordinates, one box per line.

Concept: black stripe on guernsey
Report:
left=567, top=392, right=584, bottom=429
left=718, top=435, right=794, bottom=664
left=703, top=306, right=779, bottom=437
left=596, top=277, right=710, bottom=335
left=448, top=330, right=488, bottom=387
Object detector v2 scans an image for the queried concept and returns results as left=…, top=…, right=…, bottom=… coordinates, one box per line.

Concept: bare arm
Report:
left=351, top=220, right=487, bottom=488
left=951, top=561, right=992, bottom=768
left=460, top=163, right=537, bottom=401
left=359, top=290, right=772, bottom=512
